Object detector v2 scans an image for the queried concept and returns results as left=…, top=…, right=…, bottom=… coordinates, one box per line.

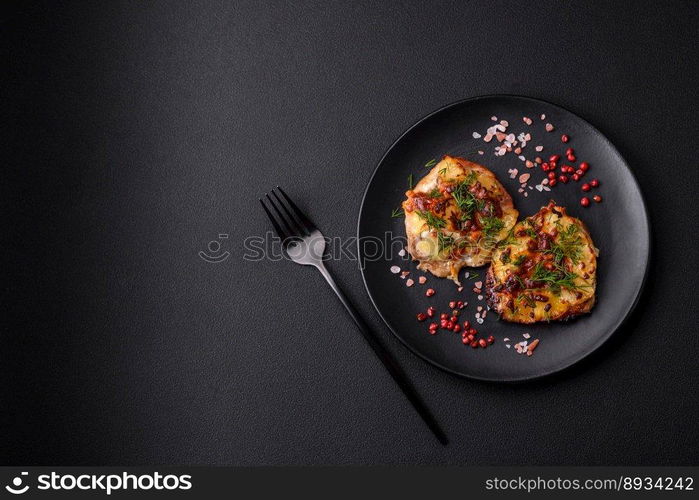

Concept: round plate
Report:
left=357, top=95, right=650, bottom=382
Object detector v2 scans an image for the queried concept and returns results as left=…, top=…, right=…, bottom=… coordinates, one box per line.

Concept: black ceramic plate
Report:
left=358, top=95, right=649, bottom=382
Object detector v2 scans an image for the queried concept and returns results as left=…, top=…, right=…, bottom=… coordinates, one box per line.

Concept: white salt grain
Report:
left=472, top=132, right=481, bottom=139
left=406, top=279, right=414, bottom=287
left=390, top=266, right=400, bottom=274
left=535, top=145, right=544, bottom=152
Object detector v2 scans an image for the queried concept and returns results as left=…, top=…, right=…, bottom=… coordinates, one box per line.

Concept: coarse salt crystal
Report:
left=477, top=294, right=483, bottom=300
left=475, top=281, right=483, bottom=288
left=398, top=248, right=406, bottom=257
left=406, top=279, right=414, bottom=287
left=506, top=344, right=511, bottom=349
left=472, top=132, right=481, bottom=139
left=491, top=116, right=498, bottom=121
left=535, top=184, right=543, bottom=192
left=523, top=333, right=531, bottom=339
left=478, top=150, right=484, bottom=155
left=390, top=266, right=400, bottom=274
left=525, top=160, right=534, bottom=168
left=523, top=117, right=532, bottom=125
left=483, top=134, right=493, bottom=143
left=457, top=286, right=464, bottom=292
left=500, top=120, right=509, bottom=127
left=477, top=306, right=483, bottom=312
left=418, top=276, right=427, bottom=284
left=519, top=173, right=530, bottom=183
left=477, top=318, right=484, bottom=324
left=518, top=155, right=526, bottom=161
left=543, top=185, right=551, bottom=191
left=523, top=192, right=528, bottom=197
left=464, top=272, right=470, bottom=279
left=535, top=145, right=543, bottom=152
left=504, top=337, right=510, bottom=342
left=545, top=123, right=554, bottom=132
left=400, top=271, right=410, bottom=279
left=540, top=114, right=546, bottom=120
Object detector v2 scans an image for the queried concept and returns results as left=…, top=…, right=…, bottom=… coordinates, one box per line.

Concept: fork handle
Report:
left=314, top=262, right=448, bottom=445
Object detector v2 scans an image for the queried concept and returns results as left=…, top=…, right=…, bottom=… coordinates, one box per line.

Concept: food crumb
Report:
left=390, top=265, right=400, bottom=274
left=406, top=279, right=414, bottom=287
left=418, top=276, right=427, bottom=284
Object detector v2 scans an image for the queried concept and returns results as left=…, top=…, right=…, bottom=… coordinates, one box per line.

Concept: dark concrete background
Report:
left=2, top=0, right=697, bottom=464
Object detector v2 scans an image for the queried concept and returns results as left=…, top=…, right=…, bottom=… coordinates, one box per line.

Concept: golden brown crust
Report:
left=485, top=201, right=598, bottom=323
left=402, top=156, right=518, bottom=284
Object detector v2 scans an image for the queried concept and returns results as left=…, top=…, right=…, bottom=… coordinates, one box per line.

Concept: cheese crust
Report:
left=485, top=201, right=598, bottom=323
left=402, top=156, right=518, bottom=283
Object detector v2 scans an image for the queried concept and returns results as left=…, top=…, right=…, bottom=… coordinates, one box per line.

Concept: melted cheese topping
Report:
left=485, top=202, right=598, bottom=323
left=402, top=156, right=518, bottom=283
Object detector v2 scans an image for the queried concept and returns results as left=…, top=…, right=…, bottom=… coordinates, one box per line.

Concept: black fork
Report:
left=260, top=187, right=448, bottom=445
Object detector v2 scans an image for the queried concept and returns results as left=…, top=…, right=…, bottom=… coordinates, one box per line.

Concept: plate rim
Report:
left=356, top=94, right=651, bottom=382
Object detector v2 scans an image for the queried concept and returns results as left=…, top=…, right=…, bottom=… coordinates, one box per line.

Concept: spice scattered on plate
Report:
left=390, top=265, right=400, bottom=274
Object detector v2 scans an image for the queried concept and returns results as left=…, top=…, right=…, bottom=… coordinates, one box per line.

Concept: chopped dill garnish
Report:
left=437, top=232, right=455, bottom=252
left=408, top=174, right=414, bottom=190
left=497, top=228, right=517, bottom=247
left=513, top=254, right=527, bottom=266
left=428, top=188, right=442, bottom=198
left=425, top=158, right=437, bottom=167
left=529, top=262, right=586, bottom=294
left=481, top=216, right=505, bottom=245
left=417, top=210, right=446, bottom=229
left=451, top=174, right=484, bottom=220
left=516, top=293, right=536, bottom=309
left=547, top=222, right=583, bottom=264
left=500, top=251, right=511, bottom=264
left=438, top=167, right=447, bottom=176
left=391, top=207, right=404, bottom=218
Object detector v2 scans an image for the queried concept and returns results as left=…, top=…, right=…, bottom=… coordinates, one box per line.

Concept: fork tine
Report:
left=259, top=197, right=289, bottom=240
left=271, top=190, right=308, bottom=236
left=276, top=187, right=316, bottom=233
left=265, top=193, right=297, bottom=238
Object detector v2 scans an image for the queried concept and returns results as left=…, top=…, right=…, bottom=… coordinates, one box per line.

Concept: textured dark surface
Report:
left=2, top=0, right=697, bottom=465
